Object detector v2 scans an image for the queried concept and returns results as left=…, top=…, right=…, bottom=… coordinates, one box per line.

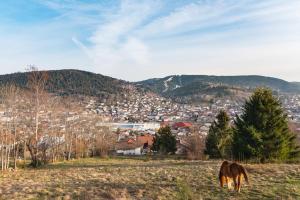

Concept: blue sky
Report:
left=0, top=0, right=300, bottom=81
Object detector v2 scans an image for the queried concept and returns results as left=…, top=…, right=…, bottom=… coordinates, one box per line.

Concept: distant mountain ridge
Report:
left=136, top=75, right=300, bottom=103
left=137, top=75, right=300, bottom=93
left=293, top=82, right=300, bottom=87
left=0, top=70, right=299, bottom=103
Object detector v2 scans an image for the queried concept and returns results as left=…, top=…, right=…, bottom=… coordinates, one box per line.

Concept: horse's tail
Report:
left=240, top=166, right=249, bottom=184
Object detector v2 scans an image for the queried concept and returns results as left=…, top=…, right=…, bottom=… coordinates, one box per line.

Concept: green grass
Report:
left=0, top=158, right=299, bottom=199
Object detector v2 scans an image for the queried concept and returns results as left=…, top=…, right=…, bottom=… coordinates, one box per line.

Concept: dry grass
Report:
left=0, top=158, right=299, bottom=200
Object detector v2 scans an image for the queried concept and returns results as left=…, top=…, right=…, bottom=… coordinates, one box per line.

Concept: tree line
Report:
left=205, top=88, right=300, bottom=162
left=0, top=67, right=116, bottom=170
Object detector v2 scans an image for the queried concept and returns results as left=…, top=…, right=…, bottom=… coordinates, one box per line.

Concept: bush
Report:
left=186, top=134, right=206, bottom=160
left=151, top=126, right=177, bottom=154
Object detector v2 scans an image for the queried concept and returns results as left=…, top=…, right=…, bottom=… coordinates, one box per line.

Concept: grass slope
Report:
left=0, top=158, right=299, bottom=199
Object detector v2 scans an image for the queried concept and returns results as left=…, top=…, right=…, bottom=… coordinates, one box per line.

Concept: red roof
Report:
left=116, top=135, right=154, bottom=150
left=137, top=135, right=154, bottom=146
left=173, top=122, right=193, bottom=128
left=127, top=139, right=135, bottom=144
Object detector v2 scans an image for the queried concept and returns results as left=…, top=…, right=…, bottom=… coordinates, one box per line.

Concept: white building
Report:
left=116, top=146, right=143, bottom=156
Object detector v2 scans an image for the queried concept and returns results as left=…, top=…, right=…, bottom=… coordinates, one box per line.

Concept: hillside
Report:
left=136, top=75, right=300, bottom=103
left=1, top=70, right=299, bottom=104
left=0, top=69, right=130, bottom=98
left=293, top=82, right=300, bottom=87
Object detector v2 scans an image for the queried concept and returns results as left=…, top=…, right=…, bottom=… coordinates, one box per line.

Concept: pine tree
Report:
left=152, top=126, right=177, bottom=154
left=205, top=110, right=232, bottom=158
left=232, top=88, right=299, bottom=161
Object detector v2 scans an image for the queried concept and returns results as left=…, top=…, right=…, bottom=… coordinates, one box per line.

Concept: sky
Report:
left=0, top=0, right=300, bottom=82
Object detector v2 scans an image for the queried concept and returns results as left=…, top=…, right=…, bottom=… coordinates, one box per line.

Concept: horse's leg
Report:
left=233, top=176, right=238, bottom=191
left=226, top=177, right=231, bottom=189
left=237, top=175, right=242, bottom=193
left=220, top=176, right=224, bottom=187
left=227, top=178, right=233, bottom=190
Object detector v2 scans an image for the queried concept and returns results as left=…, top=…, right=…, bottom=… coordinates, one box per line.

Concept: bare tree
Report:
left=94, top=126, right=116, bottom=157
left=184, top=127, right=206, bottom=160
left=25, top=66, right=49, bottom=167
left=0, top=67, right=118, bottom=169
left=0, top=84, right=22, bottom=170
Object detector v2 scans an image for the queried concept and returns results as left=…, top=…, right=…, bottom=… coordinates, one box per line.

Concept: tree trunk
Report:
left=1, top=131, right=3, bottom=171
left=13, top=124, right=17, bottom=170
left=67, top=134, right=72, bottom=160
left=14, top=143, right=19, bottom=170
left=4, top=131, right=7, bottom=170
left=27, top=139, right=39, bottom=168
left=23, top=140, right=26, bottom=166
left=7, top=145, right=11, bottom=169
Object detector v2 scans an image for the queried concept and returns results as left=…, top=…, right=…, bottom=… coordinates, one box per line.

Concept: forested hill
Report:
left=0, top=70, right=299, bottom=101
left=136, top=75, right=300, bottom=96
left=293, top=82, right=300, bottom=87
left=0, top=69, right=129, bottom=97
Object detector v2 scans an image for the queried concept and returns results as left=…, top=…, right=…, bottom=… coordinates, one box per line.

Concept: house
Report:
left=115, top=134, right=154, bottom=155
left=173, top=122, right=193, bottom=129
left=116, top=143, right=144, bottom=155
left=137, top=134, right=154, bottom=147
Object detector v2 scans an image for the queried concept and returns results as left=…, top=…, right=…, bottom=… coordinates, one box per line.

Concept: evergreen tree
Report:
left=205, top=110, right=232, bottom=158
left=232, top=88, right=299, bottom=161
left=152, top=126, right=177, bottom=154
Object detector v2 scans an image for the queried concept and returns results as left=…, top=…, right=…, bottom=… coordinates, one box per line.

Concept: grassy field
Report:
left=0, top=158, right=299, bottom=200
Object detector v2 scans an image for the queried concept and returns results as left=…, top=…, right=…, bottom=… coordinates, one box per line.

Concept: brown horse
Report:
left=219, top=161, right=249, bottom=192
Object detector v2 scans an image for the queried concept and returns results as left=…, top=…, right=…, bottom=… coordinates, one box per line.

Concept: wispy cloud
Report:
left=1, top=0, right=300, bottom=81
left=86, top=1, right=157, bottom=72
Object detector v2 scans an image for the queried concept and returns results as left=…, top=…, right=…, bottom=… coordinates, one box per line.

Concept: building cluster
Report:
left=85, top=92, right=197, bottom=122
left=0, top=91, right=299, bottom=156
left=84, top=93, right=243, bottom=123
left=82, top=92, right=300, bottom=156
left=280, top=94, right=300, bottom=122
left=84, top=92, right=300, bottom=125
left=112, top=121, right=194, bottom=156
